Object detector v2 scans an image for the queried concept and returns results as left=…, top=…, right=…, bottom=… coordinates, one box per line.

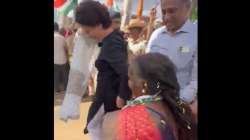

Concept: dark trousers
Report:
left=54, top=63, right=70, bottom=92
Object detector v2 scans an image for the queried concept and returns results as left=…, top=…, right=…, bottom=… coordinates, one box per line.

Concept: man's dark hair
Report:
left=75, top=1, right=112, bottom=29
left=54, top=22, right=59, bottom=32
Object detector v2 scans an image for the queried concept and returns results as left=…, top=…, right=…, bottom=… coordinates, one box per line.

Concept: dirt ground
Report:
left=54, top=93, right=91, bottom=140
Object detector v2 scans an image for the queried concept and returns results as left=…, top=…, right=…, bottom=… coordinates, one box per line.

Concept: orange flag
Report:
left=137, top=0, right=144, bottom=18
left=106, top=0, right=113, bottom=8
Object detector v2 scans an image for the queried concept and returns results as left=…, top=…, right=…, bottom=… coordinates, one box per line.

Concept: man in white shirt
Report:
left=54, top=22, right=70, bottom=93
left=146, top=0, right=197, bottom=104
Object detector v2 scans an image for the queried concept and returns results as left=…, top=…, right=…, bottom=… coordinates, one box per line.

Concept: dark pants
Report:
left=54, top=63, right=70, bottom=92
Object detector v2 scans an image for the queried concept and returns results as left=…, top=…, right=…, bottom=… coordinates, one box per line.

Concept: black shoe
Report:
left=83, top=127, right=88, bottom=134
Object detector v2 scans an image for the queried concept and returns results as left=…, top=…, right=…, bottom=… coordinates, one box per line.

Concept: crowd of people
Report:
left=54, top=23, right=70, bottom=93
left=54, top=0, right=197, bottom=140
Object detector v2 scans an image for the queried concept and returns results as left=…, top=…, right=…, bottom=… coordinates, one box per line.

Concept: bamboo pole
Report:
left=136, top=0, right=144, bottom=18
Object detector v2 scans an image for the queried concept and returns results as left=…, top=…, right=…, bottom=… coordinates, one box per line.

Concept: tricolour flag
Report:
left=58, top=0, right=77, bottom=16
left=54, top=0, right=66, bottom=8
left=106, top=0, right=113, bottom=8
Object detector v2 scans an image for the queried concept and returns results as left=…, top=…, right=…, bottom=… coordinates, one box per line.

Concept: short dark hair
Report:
left=75, top=1, right=112, bottom=29
left=54, top=22, right=59, bottom=31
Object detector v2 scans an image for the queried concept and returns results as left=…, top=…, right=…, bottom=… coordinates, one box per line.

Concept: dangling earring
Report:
left=142, top=88, right=146, bottom=94
left=157, top=82, right=160, bottom=89
left=142, top=82, right=147, bottom=94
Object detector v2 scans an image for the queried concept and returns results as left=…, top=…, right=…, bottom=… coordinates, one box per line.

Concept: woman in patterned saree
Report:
left=103, top=53, right=197, bottom=140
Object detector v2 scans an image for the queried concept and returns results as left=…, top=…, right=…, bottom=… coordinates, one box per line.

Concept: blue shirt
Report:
left=146, top=20, right=197, bottom=103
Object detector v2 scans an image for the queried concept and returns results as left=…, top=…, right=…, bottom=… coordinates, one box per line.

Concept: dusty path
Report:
left=54, top=93, right=91, bottom=140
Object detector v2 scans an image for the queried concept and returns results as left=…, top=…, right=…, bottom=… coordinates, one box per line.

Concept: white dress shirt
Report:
left=147, top=20, right=197, bottom=103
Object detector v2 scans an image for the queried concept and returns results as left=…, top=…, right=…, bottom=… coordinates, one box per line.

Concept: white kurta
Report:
left=54, top=32, right=68, bottom=65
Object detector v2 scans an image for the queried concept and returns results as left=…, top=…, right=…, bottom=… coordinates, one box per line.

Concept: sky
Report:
left=96, top=0, right=162, bottom=18
left=55, top=0, right=163, bottom=22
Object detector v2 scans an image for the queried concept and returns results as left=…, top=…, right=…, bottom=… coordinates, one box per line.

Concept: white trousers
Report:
left=87, top=104, right=105, bottom=140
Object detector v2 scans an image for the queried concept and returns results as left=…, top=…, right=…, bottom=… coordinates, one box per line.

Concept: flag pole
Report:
left=136, top=0, right=144, bottom=19
left=120, top=0, right=133, bottom=31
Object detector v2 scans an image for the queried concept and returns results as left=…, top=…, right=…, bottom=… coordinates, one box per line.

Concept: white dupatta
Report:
left=59, top=30, right=100, bottom=121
